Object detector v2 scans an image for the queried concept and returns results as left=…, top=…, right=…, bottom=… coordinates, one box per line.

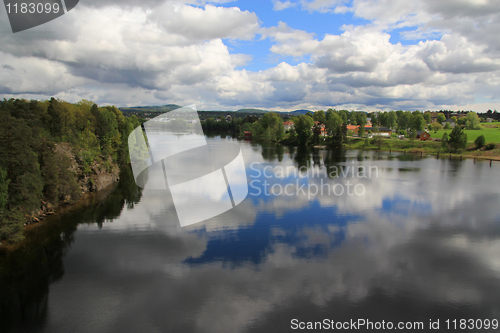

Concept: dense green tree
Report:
left=437, top=113, right=446, bottom=124
left=0, top=113, right=43, bottom=212
left=423, top=113, right=432, bottom=124
left=431, top=123, right=443, bottom=131
left=325, top=113, right=342, bottom=136
left=260, top=112, right=284, bottom=142
left=0, top=167, right=9, bottom=213
left=313, top=110, right=326, bottom=124
left=457, top=117, right=467, bottom=126
left=349, top=111, right=357, bottom=125
left=441, top=132, right=449, bottom=150
left=370, top=112, right=379, bottom=127
left=0, top=98, right=136, bottom=242
left=448, top=126, right=468, bottom=152
left=465, top=112, right=481, bottom=130
left=355, top=112, right=367, bottom=127
left=387, top=111, right=397, bottom=129
left=331, top=125, right=344, bottom=149
left=396, top=111, right=411, bottom=131
left=294, top=115, right=314, bottom=145
left=339, top=110, right=348, bottom=124
left=47, top=98, right=63, bottom=139
left=411, top=112, right=425, bottom=132
left=359, top=124, right=366, bottom=137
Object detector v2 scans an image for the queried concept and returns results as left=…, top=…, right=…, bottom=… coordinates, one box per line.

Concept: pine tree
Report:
left=47, top=97, right=63, bottom=139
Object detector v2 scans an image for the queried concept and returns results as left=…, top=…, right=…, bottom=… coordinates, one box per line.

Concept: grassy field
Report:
left=341, top=136, right=500, bottom=160
left=429, top=127, right=500, bottom=143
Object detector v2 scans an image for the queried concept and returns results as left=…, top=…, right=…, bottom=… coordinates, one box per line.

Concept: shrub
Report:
left=485, top=143, right=496, bottom=150
left=474, top=135, right=486, bottom=148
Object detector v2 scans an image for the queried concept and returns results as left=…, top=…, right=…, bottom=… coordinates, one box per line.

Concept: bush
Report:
left=485, top=143, right=496, bottom=150
left=474, top=135, right=486, bottom=148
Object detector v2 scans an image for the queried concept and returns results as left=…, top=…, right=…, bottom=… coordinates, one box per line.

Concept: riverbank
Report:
left=0, top=166, right=141, bottom=251
left=24, top=143, right=121, bottom=227
left=1, top=180, right=119, bottom=251
left=258, top=134, right=500, bottom=161
left=340, top=137, right=500, bottom=161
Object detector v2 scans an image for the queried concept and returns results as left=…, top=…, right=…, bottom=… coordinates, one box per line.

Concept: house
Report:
left=486, top=118, right=494, bottom=123
left=244, top=131, right=252, bottom=140
left=346, top=125, right=359, bottom=133
left=283, top=121, right=294, bottom=131
left=313, top=121, right=326, bottom=136
left=416, top=131, right=431, bottom=140
left=443, top=118, right=456, bottom=128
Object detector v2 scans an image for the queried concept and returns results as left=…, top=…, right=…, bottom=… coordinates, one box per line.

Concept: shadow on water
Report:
left=0, top=167, right=142, bottom=332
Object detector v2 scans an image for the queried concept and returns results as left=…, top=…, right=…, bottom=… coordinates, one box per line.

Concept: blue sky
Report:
left=0, top=0, right=499, bottom=112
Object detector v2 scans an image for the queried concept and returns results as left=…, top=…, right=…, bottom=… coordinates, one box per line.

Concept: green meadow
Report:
left=430, top=127, right=500, bottom=143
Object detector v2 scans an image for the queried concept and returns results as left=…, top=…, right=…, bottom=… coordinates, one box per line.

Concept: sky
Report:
left=1, top=0, right=500, bottom=112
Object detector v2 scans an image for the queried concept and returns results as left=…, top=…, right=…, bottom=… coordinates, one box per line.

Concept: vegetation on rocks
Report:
left=0, top=98, right=140, bottom=243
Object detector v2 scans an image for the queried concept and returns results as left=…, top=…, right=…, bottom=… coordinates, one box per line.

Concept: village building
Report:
left=283, top=121, right=294, bottom=131
left=416, top=131, right=431, bottom=140
left=443, top=118, right=456, bottom=128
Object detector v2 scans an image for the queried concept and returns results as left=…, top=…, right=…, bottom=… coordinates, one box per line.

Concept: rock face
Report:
left=87, top=165, right=120, bottom=192
left=55, top=143, right=121, bottom=193
left=25, top=144, right=122, bottom=225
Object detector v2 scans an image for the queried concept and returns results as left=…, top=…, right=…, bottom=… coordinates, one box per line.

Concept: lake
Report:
left=2, top=136, right=500, bottom=332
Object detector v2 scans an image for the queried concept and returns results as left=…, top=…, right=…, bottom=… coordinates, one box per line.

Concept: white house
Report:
left=283, top=121, right=294, bottom=131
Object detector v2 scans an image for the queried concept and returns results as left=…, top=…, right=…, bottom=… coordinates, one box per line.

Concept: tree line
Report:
left=0, top=98, right=141, bottom=243
left=200, top=109, right=486, bottom=153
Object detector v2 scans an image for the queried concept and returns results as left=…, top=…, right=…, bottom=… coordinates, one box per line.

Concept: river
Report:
left=2, top=136, right=500, bottom=332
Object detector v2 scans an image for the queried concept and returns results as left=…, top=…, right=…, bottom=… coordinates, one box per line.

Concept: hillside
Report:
left=0, top=98, right=141, bottom=243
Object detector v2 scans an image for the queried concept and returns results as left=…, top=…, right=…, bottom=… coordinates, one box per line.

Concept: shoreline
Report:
left=0, top=177, right=120, bottom=251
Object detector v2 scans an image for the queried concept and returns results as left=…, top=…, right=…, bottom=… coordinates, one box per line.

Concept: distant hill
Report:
left=120, top=104, right=181, bottom=112
left=287, top=109, right=312, bottom=115
left=236, top=108, right=268, bottom=114
left=119, top=105, right=314, bottom=115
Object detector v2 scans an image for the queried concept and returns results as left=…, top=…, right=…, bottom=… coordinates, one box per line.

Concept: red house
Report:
left=416, top=131, right=431, bottom=140
left=244, top=131, right=252, bottom=140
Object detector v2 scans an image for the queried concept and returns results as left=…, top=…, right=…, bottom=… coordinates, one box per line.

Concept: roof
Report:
left=283, top=121, right=294, bottom=125
left=416, top=131, right=428, bottom=135
left=443, top=118, right=455, bottom=122
left=346, top=125, right=358, bottom=130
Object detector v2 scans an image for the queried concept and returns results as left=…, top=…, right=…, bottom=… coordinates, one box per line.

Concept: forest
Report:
left=0, top=98, right=141, bottom=243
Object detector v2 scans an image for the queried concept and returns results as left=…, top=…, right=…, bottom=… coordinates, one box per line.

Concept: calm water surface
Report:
left=2, top=137, right=500, bottom=332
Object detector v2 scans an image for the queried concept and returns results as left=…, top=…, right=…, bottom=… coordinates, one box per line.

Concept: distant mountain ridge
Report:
left=120, top=104, right=181, bottom=112
left=119, top=105, right=312, bottom=114
left=286, top=109, right=311, bottom=115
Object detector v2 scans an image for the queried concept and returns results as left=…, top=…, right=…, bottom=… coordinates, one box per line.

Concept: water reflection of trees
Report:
left=0, top=167, right=142, bottom=332
left=261, top=143, right=285, bottom=162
